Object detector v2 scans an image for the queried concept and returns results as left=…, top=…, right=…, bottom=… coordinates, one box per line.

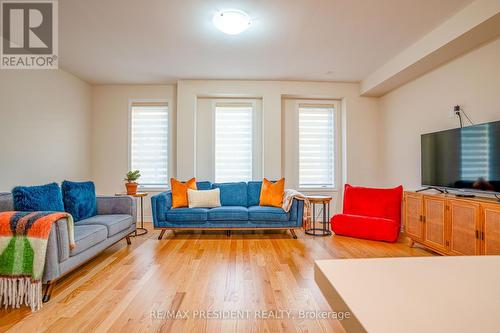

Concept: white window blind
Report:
left=215, top=103, right=253, bottom=182
left=298, top=104, right=335, bottom=188
left=131, top=103, right=168, bottom=187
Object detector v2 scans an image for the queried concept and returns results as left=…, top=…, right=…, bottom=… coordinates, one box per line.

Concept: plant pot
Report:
left=125, top=182, right=138, bottom=195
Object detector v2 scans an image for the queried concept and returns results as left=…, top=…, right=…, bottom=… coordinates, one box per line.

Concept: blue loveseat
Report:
left=151, top=181, right=304, bottom=239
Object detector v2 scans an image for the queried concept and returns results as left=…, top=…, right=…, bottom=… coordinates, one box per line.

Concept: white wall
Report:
left=90, top=80, right=379, bottom=219
left=91, top=85, right=176, bottom=220
left=0, top=70, right=91, bottom=191
left=1, top=74, right=379, bottom=218
left=176, top=80, right=381, bottom=213
left=5, top=39, right=498, bottom=221
left=379, top=37, right=500, bottom=190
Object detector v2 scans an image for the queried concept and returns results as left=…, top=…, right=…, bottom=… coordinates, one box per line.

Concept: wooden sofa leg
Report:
left=43, top=280, right=56, bottom=303
left=158, top=229, right=166, bottom=240
left=226, top=230, right=231, bottom=237
left=289, top=229, right=297, bottom=239
left=125, top=235, right=132, bottom=245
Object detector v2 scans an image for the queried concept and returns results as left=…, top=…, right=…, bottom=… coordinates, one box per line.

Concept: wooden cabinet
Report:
left=423, top=197, right=447, bottom=253
left=404, top=192, right=500, bottom=256
left=448, top=199, right=480, bottom=255
left=482, top=204, right=500, bottom=255
left=404, top=193, right=424, bottom=240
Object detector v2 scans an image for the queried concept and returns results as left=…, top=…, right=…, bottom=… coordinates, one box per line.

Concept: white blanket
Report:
left=282, top=189, right=311, bottom=228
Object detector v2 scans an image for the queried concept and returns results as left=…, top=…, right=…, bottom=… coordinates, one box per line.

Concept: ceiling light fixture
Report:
left=212, top=10, right=251, bottom=35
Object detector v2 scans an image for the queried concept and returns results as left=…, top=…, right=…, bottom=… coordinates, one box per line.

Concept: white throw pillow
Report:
left=187, top=188, right=221, bottom=208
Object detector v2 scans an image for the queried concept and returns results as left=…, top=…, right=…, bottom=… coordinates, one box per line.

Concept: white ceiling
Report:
left=60, top=0, right=473, bottom=84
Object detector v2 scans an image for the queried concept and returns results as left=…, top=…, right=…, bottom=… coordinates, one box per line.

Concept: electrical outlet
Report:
left=449, top=105, right=461, bottom=118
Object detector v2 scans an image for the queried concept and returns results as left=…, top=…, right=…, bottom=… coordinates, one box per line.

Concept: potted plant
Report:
left=124, top=170, right=141, bottom=195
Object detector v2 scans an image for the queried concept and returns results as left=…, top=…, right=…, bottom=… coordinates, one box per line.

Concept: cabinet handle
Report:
left=475, top=230, right=479, bottom=239
left=481, top=231, right=485, bottom=241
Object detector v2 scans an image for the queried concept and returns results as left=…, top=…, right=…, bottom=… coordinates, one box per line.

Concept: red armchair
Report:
left=331, top=184, right=403, bottom=242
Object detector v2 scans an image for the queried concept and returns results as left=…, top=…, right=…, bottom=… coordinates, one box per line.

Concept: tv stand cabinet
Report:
left=404, top=192, right=500, bottom=255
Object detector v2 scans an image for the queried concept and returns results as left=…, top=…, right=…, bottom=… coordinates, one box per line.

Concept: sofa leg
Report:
left=408, top=238, right=415, bottom=248
left=158, top=229, right=166, bottom=240
left=226, top=230, right=231, bottom=237
left=289, top=229, right=297, bottom=239
left=43, top=280, right=56, bottom=303
left=125, top=235, right=132, bottom=245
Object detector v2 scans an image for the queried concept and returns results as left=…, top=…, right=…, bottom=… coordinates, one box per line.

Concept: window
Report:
left=298, top=104, right=335, bottom=188
left=214, top=103, right=253, bottom=182
left=130, top=102, right=169, bottom=187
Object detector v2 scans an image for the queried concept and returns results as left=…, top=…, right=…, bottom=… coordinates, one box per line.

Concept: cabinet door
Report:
left=404, top=193, right=423, bottom=240
left=449, top=200, right=481, bottom=255
left=423, top=197, right=447, bottom=253
left=482, top=204, right=500, bottom=255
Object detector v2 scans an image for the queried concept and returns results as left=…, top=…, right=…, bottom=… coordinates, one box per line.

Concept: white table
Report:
left=315, top=256, right=500, bottom=333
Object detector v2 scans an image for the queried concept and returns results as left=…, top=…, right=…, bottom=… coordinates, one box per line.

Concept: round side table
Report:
left=115, top=192, right=148, bottom=236
left=305, top=195, right=333, bottom=237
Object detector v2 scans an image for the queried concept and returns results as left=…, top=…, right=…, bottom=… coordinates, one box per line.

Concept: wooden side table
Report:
left=115, top=192, right=148, bottom=236
left=305, top=195, right=333, bottom=236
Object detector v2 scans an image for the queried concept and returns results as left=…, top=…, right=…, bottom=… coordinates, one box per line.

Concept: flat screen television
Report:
left=421, top=120, right=500, bottom=194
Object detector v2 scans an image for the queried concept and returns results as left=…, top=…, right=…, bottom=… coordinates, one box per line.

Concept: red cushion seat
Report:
left=331, top=184, right=403, bottom=242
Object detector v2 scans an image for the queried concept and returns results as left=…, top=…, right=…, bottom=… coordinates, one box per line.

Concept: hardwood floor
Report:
left=0, top=224, right=433, bottom=332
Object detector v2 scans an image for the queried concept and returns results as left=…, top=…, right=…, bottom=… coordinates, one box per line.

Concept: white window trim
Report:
left=211, top=99, right=262, bottom=183
left=128, top=99, right=172, bottom=191
left=294, top=100, right=341, bottom=192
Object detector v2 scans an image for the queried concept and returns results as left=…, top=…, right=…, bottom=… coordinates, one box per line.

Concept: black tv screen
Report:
left=421, top=120, right=500, bottom=194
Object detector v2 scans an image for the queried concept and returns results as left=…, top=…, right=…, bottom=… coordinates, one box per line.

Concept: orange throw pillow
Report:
left=171, top=177, right=197, bottom=208
left=259, top=178, right=285, bottom=208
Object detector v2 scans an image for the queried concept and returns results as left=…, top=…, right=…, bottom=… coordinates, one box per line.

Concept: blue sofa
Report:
left=151, top=181, right=304, bottom=239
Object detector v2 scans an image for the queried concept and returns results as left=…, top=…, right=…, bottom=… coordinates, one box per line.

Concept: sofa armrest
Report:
left=288, top=198, right=298, bottom=221
left=295, top=200, right=304, bottom=227
left=151, top=191, right=172, bottom=226
left=43, top=217, right=69, bottom=282
left=96, top=196, right=137, bottom=223
left=287, top=198, right=304, bottom=226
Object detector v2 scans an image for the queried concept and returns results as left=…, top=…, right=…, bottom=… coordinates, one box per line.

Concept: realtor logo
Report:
left=1, top=0, right=58, bottom=69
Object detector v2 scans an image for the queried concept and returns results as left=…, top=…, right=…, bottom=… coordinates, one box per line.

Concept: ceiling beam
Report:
left=360, top=0, right=500, bottom=97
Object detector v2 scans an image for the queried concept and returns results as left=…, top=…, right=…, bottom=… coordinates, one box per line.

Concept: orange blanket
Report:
left=0, top=211, right=74, bottom=311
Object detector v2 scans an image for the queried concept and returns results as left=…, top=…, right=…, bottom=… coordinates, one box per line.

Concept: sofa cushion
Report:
left=61, top=180, right=96, bottom=222
left=343, top=184, right=403, bottom=225
left=188, top=188, right=221, bottom=208
left=212, top=182, right=248, bottom=206
left=0, top=192, right=14, bottom=212
left=77, top=214, right=132, bottom=236
left=166, top=208, right=208, bottom=222
left=331, top=213, right=400, bottom=243
left=259, top=178, right=285, bottom=208
left=208, top=206, right=248, bottom=221
left=70, top=224, right=107, bottom=256
left=248, top=206, right=289, bottom=222
left=247, top=181, right=262, bottom=207
left=12, top=182, right=64, bottom=212
left=171, top=177, right=197, bottom=208
left=196, top=181, right=212, bottom=190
